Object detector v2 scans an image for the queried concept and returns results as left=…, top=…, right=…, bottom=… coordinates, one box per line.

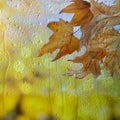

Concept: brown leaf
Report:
left=70, top=9, right=93, bottom=26
left=68, top=48, right=107, bottom=77
left=65, top=68, right=90, bottom=79
left=90, top=0, right=120, bottom=16
left=89, top=29, right=120, bottom=79
left=90, top=0, right=114, bottom=15
left=47, top=19, right=69, bottom=32
left=60, top=0, right=90, bottom=13
left=89, top=59, right=101, bottom=77
left=38, top=0, right=120, bottom=80
left=52, top=35, right=80, bottom=61
left=60, top=0, right=93, bottom=26
left=88, top=29, right=120, bottom=50
left=104, top=52, right=116, bottom=74
left=89, top=48, right=107, bottom=60
left=79, top=14, right=120, bottom=46
left=116, top=0, right=120, bottom=8
left=39, top=19, right=80, bottom=61
left=47, top=19, right=73, bottom=33
left=104, top=41, right=120, bottom=79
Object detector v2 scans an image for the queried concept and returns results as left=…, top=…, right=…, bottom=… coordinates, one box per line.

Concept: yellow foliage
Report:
left=20, top=95, right=52, bottom=119
left=16, top=115, right=30, bottom=120
left=0, top=95, right=20, bottom=118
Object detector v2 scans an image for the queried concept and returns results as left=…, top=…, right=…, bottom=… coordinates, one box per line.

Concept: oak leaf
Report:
left=60, top=0, right=93, bottom=26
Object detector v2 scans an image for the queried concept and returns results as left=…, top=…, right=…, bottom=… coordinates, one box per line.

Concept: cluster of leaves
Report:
left=39, top=0, right=120, bottom=79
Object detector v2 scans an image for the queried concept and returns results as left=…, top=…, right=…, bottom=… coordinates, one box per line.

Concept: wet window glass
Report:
left=0, top=0, right=120, bottom=120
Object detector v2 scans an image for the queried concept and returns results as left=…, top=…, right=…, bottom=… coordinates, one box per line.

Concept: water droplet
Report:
left=14, top=60, right=25, bottom=73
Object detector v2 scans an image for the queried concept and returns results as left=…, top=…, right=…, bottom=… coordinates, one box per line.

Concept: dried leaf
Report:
left=90, top=0, right=115, bottom=15
left=39, top=19, right=80, bottom=61
left=90, top=0, right=120, bottom=17
left=52, top=35, right=80, bottom=61
left=38, top=0, right=120, bottom=80
left=104, top=38, right=120, bottom=79
left=89, top=29, right=120, bottom=79
left=68, top=48, right=107, bottom=77
left=47, top=19, right=68, bottom=32
left=89, top=59, right=101, bottom=77
left=60, top=0, right=90, bottom=13
left=65, top=68, right=89, bottom=79
left=60, top=0, right=93, bottom=26
left=79, top=14, right=120, bottom=46
left=89, top=29, right=120, bottom=50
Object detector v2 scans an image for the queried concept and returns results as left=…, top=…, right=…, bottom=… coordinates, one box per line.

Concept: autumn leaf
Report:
left=79, top=14, right=120, bottom=46
left=47, top=19, right=69, bottom=32
left=103, top=30, right=120, bottom=80
left=39, top=19, right=80, bottom=61
left=90, top=0, right=120, bottom=17
left=91, top=29, right=120, bottom=80
left=67, top=29, right=120, bottom=79
left=52, top=35, right=80, bottom=61
left=65, top=68, right=90, bottom=79
left=75, top=0, right=120, bottom=46
left=116, top=0, right=120, bottom=8
left=90, top=0, right=114, bottom=15
left=60, top=0, right=93, bottom=26
left=68, top=48, right=107, bottom=78
left=104, top=50, right=120, bottom=80
left=38, top=0, right=120, bottom=80
left=88, top=29, right=120, bottom=50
